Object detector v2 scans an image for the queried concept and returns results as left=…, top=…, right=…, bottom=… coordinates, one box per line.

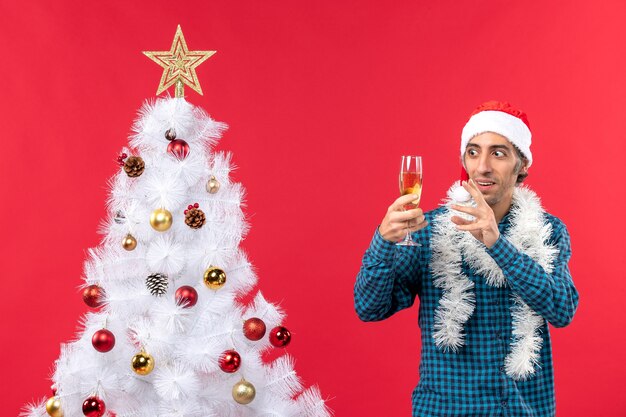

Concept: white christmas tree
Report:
left=23, top=26, right=330, bottom=417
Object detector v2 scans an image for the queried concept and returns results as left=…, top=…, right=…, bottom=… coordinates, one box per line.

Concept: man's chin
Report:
left=475, top=186, right=500, bottom=205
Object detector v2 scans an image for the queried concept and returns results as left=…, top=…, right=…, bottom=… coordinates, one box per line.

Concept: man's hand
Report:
left=379, top=194, right=428, bottom=243
left=450, top=179, right=500, bottom=248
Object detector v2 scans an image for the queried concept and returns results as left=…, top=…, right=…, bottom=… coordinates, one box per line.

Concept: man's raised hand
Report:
left=450, top=179, right=500, bottom=248
left=379, top=194, right=428, bottom=243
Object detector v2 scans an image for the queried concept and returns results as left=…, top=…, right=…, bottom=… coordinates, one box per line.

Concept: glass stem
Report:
left=404, top=222, right=412, bottom=244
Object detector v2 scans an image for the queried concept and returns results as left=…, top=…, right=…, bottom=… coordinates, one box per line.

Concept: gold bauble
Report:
left=122, top=234, right=137, bottom=251
left=45, top=396, right=64, bottom=417
left=232, top=379, right=256, bottom=405
left=131, top=351, right=155, bottom=375
left=150, top=208, right=173, bottom=231
left=206, top=175, right=220, bottom=194
left=203, top=266, right=226, bottom=290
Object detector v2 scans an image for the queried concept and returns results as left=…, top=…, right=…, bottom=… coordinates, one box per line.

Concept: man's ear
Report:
left=520, top=158, right=529, bottom=174
left=521, top=164, right=529, bottom=174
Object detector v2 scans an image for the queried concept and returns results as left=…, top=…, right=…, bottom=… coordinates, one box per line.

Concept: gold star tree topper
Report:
left=143, top=25, right=216, bottom=97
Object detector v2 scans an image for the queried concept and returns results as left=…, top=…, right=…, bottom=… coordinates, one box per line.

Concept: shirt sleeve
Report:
left=354, top=227, right=421, bottom=322
left=487, top=220, right=579, bottom=328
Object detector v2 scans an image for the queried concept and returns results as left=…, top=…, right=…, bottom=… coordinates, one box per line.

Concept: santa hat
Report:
left=461, top=101, right=533, bottom=167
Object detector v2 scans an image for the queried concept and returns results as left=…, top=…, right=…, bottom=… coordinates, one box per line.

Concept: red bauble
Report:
left=82, top=396, right=106, bottom=417
left=243, top=318, right=266, bottom=341
left=83, top=285, right=104, bottom=308
left=175, top=286, right=198, bottom=308
left=269, top=326, right=291, bottom=347
left=219, top=349, right=241, bottom=373
left=92, top=329, right=115, bottom=352
left=167, top=139, right=190, bottom=160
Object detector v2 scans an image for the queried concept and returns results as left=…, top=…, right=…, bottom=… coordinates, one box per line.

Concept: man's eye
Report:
left=467, top=149, right=478, bottom=156
left=494, top=151, right=506, bottom=157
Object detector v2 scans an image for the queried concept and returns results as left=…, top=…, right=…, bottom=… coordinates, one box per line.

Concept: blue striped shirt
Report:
left=354, top=206, right=579, bottom=416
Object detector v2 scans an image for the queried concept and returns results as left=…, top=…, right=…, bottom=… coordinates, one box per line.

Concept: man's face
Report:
left=463, top=132, right=527, bottom=207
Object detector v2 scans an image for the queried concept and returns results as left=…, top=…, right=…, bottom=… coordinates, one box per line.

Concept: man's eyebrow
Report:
left=466, top=143, right=512, bottom=151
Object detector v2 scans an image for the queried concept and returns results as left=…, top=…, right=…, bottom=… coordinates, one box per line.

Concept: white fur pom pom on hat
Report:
left=450, top=185, right=471, bottom=203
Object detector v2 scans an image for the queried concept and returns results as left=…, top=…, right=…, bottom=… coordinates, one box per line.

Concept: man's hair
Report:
left=512, top=145, right=529, bottom=184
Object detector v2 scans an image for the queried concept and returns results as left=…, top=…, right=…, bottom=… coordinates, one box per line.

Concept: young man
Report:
left=354, top=101, right=579, bottom=417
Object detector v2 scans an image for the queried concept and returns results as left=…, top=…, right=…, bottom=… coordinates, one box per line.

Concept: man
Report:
left=354, top=101, right=579, bottom=417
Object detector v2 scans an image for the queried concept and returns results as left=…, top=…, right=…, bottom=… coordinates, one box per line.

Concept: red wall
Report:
left=2, top=1, right=624, bottom=415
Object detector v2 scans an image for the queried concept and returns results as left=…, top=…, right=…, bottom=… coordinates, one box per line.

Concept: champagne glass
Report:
left=397, top=156, right=423, bottom=246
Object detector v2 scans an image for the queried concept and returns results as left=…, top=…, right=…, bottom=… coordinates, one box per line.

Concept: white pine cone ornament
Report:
left=146, top=273, right=168, bottom=296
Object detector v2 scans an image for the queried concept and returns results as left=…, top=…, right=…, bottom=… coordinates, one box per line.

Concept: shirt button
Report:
left=501, top=400, right=508, bottom=407
left=495, top=331, right=502, bottom=340
left=499, top=366, right=505, bottom=373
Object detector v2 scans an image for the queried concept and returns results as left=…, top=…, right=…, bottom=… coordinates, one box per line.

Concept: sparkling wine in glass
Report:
left=397, top=156, right=422, bottom=246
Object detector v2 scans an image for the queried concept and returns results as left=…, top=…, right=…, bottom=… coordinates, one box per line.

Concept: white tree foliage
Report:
left=23, top=97, right=330, bottom=417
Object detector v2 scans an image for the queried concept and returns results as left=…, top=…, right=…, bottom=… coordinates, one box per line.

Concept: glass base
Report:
left=396, top=239, right=421, bottom=247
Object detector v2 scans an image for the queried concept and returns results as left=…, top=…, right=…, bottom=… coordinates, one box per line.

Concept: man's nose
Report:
left=477, top=154, right=492, bottom=174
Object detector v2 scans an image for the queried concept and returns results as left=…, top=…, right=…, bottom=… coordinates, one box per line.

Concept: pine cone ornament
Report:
left=124, top=156, right=145, bottom=177
left=146, top=273, right=168, bottom=296
left=114, top=210, right=126, bottom=224
left=184, top=203, right=205, bottom=229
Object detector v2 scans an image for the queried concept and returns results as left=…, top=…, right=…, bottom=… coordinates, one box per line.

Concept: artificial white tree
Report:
left=23, top=26, right=330, bottom=417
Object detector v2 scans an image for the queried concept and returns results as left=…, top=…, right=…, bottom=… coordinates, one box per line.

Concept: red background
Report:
left=2, top=1, right=625, bottom=416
